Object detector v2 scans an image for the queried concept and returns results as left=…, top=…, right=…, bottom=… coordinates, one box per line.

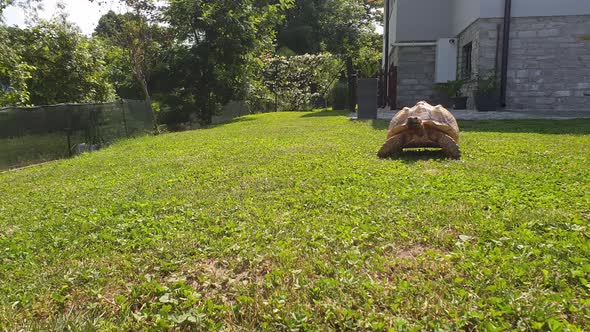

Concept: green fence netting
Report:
left=0, top=100, right=153, bottom=170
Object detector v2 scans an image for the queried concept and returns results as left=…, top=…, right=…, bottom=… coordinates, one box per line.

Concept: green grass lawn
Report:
left=1, top=110, right=589, bottom=331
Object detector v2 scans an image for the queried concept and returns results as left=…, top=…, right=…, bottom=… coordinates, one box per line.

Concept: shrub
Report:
left=330, top=80, right=348, bottom=110
left=250, top=53, right=343, bottom=112
left=476, top=71, right=498, bottom=95
left=435, top=79, right=466, bottom=98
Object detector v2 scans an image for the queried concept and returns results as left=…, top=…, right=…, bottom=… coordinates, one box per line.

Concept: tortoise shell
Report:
left=386, top=101, right=460, bottom=142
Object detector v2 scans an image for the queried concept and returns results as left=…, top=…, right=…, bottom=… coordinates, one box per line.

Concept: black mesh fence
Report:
left=0, top=100, right=153, bottom=170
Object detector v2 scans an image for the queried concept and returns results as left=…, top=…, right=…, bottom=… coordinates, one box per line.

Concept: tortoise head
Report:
left=407, top=117, right=423, bottom=129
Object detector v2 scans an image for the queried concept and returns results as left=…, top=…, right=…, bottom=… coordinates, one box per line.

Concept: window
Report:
left=462, top=42, right=473, bottom=79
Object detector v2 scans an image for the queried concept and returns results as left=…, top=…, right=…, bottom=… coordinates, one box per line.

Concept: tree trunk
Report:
left=140, top=79, right=158, bottom=133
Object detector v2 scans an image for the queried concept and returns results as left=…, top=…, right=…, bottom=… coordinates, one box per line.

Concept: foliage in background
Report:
left=26, top=19, right=116, bottom=105
left=2, top=0, right=382, bottom=121
left=277, top=0, right=382, bottom=61
left=435, top=79, right=466, bottom=98
left=477, top=70, right=499, bottom=94
left=0, top=0, right=41, bottom=19
left=101, top=41, right=143, bottom=100
left=255, top=53, right=343, bottom=111
left=153, top=0, right=293, bottom=126
left=0, top=19, right=116, bottom=106
left=94, top=11, right=143, bottom=100
left=352, top=29, right=383, bottom=78
left=329, top=79, right=348, bottom=110
left=0, top=27, right=34, bottom=106
left=94, top=7, right=172, bottom=131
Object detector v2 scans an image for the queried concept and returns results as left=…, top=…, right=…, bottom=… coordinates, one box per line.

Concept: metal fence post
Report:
left=66, top=108, right=72, bottom=157
left=121, top=100, right=129, bottom=137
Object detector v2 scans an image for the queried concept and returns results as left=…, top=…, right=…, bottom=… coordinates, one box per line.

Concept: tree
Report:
left=94, top=2, right=170, bottom=131
left=261, top=53, right=342, bottom=111
left=0, top=3, right=34, bottom=106
left=277, top=0, right=321, bottom=54
left=102, top=40, right=143, bottom=100
left=0, top=0, right=42, bottom=22
left=277, top=0, right=382, bottom=59
left=94, top=10, right=124, bottom=39
left=158, top=0, right=292, bottom=125
left=0, top=27, right=34, bottom=106
left=1, top=19, right=116, bottom=106
left=352, top=27, right=383, bottom=77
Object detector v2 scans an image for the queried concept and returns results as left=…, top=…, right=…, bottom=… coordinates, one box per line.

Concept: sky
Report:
left=3, top=0, right=128, bottom=35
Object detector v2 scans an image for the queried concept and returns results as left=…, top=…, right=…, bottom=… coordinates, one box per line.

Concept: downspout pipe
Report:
left=500, top=0, right=512, bottom=107
left=383, top=0, right=390, bottom=106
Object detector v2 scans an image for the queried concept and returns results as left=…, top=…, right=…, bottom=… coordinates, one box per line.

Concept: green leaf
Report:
left=114, top=294, right=126, bottom=305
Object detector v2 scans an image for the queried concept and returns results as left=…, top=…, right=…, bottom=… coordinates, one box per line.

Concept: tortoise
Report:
left=377, top=101, right=461, bottom=159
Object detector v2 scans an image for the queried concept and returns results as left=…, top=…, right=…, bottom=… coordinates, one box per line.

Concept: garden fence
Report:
left=0, top=99, right=153, bottom=170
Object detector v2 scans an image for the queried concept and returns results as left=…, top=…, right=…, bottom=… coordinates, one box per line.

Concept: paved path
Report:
left=351, top=109, right=590, bottom=121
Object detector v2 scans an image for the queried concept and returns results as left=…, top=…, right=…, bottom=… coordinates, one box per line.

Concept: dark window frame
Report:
left=462, top=42, right=473, bottom=79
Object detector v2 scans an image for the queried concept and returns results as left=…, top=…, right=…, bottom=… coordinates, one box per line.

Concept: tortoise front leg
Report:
left=377, top=134, right=406, bottom=159
left=430, top=131, right=460, bottom=159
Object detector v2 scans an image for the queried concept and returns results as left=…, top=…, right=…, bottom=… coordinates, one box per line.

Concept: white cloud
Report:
left=3, top=0, right=128, bottom=35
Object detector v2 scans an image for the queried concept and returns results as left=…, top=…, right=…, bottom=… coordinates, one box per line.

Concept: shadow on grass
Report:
left=379, top=149, right=449, bottom=163
left=301, top=109, right=350, bottom=118
left=203, top=116, right=256, bottom=129
left=459, top=119, right=590, bottom=135
left=371, top=118, right=590, bottom=135
left=370, top=119, right=390, bottom=131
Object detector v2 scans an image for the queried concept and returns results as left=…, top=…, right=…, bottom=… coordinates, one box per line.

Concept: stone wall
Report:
left=456, top=18, right=502, bottom=109
left=456, top=20, right=480, bottom=109
left=393, top=45, right=437, bottom=108
left=390, top=15, right=590, bottom=111
left=457, top=15, right=590, bottom=111
left=504, top=15, right=590, bottom=111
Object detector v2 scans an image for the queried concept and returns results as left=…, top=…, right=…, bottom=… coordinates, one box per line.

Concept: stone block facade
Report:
left=457, top=18, right=503, bottom=109
left=392, top=45, right=437, bottom=108
left=456, top=15, right=590, bottom=111
left=505, top=15, right=590, bottom=111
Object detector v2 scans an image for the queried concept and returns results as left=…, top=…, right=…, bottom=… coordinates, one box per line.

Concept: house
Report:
left=382, top=0, right=590, bottom=111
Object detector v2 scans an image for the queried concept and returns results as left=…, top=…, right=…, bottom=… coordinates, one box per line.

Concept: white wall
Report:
left=389, top=0, right=590, bottom=54
left=384, top=0, right=398, bottom=64
left=395, top=0, right=453, bottom=42
left=389, top=0, right=397, bottom=46
left=454, top=0, right=590, bottom=34
left=479, top=0, right=502, bottom=19
left=451, top=0, right=481, bottom=35
left=482, top=0, right=590, bottom=18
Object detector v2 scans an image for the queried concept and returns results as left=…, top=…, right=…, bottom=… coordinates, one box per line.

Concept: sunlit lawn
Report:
left=1, top=110, right=589, bottom=330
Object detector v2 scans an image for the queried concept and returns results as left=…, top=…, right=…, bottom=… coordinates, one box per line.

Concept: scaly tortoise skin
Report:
left=377, top=101, right=461, bottom=159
